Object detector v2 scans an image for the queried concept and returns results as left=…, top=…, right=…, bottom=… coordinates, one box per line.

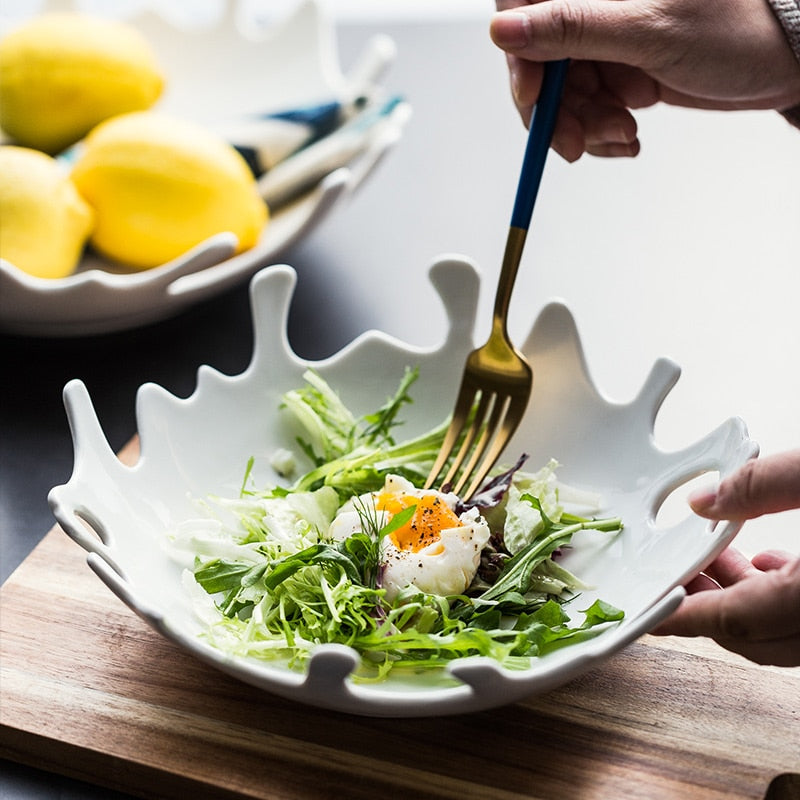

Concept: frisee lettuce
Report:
left=177, top=368, right=625, bottom=679
left=281, top=365, right=442, bottom=495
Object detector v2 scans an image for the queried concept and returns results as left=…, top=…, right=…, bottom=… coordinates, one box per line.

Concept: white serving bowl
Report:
left=49, top=257, right=757, bottom=716
left=0, top=0, right=405, bottom=336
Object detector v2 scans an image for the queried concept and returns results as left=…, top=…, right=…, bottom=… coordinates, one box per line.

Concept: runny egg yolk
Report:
left=375, top=492, right=463, bottom=553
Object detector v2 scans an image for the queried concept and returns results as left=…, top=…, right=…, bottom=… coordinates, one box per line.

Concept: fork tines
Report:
left=425, top=383, right=529, bottom=498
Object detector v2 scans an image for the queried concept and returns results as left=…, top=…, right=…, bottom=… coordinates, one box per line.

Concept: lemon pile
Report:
left=0, top=13, right=268, bottom=278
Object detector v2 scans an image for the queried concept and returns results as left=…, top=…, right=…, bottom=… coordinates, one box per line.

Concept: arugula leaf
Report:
left=477, top=494, right=622, bottom=606
left=195, top=560, right=256, bottom=594
left=477, top=527, right=571, bottom=604
left=194, top=560, right=268, bottom=617
left=580, top=598, right=625, bottom=627
left=263, top=543, right=361, bottom=590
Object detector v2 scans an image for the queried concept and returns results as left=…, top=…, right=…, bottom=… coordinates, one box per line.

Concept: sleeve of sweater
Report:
left=766, top=0, right=800, bottom=128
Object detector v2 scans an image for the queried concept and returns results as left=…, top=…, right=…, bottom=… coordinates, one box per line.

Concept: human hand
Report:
left=490, top=0, right=800, bottom=161
left=652, top=451, right=800, bottom=666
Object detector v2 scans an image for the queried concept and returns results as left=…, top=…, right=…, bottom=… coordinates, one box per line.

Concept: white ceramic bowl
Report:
left=49, top=257, right=757, bottom=717
left=0, top=0, right=405, bottom=336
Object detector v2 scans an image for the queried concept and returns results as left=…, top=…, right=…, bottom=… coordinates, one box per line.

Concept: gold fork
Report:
left=425, top=60, right=569, bottom=498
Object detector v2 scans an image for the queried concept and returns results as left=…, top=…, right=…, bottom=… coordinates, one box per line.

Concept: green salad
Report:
left=171, top=367, right=625, bottom=680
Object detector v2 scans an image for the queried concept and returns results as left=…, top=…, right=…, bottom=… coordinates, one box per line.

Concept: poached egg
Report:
left=328, top=474, right=491, bottom=601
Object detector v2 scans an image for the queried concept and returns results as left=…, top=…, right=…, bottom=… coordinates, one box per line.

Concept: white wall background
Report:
left=3, top=0, right=798, bottom=560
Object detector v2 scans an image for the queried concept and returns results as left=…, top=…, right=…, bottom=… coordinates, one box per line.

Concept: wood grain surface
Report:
left=1, top=440, right=798, bottom=800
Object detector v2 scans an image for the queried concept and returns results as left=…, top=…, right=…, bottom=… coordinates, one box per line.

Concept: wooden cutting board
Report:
left=1, top=439, right=799, bottom=800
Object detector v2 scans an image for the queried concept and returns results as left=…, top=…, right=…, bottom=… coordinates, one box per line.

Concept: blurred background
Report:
left=2, top=0, right=798, bottom=567
left=10, top=0, right=793, bottom=539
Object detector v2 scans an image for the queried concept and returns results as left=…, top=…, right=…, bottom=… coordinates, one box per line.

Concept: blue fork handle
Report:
left=509, top=59, right=569, bottom=231
left=491, top=59, right=568, bottom=330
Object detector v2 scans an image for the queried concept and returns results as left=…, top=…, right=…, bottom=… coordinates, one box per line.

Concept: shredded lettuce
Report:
left=175, top=369, right=625, bottom=679
left=279, top=366, right=453, bottom=496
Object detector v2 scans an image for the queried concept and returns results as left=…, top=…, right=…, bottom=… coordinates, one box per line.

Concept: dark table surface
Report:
left=2, top=8, right=799, bottom=799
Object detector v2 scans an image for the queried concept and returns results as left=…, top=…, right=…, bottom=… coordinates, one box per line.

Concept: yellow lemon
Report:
left=0, top=13, right=164, bottom=155
left=70, top=111, right=269, bottom=270
left=0, top=146, right=94, bottom=279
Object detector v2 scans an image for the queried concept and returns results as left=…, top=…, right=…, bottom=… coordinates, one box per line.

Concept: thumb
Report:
left=689, top=450, right=800, bottom=521
left=490, top=0, right=654, bottom=65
